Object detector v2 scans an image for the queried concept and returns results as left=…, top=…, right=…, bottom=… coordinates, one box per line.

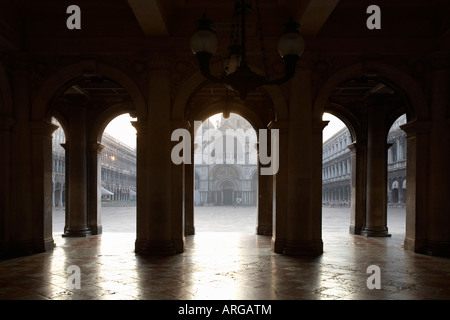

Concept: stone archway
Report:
left=313, top=61, right=430, bottom=252
left=29, top=62, right=145, bottom=241
left=174, top=69, right=284, bottom=243
left=312, top=62, right=428, bottom=122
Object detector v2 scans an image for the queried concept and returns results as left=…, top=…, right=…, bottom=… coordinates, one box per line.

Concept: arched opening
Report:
left=386, top=113, right=407, bottom=239
left=318, top=74, right=412, bottom=239
left=322, top=112, right=353, bottom=235
left=193, top=112, right=258, bottom=234
left=100, top=113, right=137, bottom=233
left=47, top=75, right=138, bottom=239
left=177, top=74, right=281, bottom=247
left=220, top=181, right=235, bottom=206
left=51, top=117, right=66, bottom=237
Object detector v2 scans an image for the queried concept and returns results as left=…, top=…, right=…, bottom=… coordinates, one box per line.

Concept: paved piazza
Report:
left=53, top=205, right=407, bottom=237
left=1, top=206, right=449, bottom=300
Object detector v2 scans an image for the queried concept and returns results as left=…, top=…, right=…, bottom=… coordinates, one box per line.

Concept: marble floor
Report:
left=1, top=207, right=450, bottom=300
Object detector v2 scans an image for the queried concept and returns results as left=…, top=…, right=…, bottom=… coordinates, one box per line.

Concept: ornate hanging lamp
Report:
left=190, top=0, right=305, bottom=100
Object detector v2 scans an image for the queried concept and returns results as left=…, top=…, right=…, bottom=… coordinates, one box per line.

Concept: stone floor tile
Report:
left=1, top=207, right=450, bottom=300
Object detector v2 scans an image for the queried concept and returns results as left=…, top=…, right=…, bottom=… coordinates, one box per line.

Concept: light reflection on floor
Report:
left=1, top=207, right=450, bottom=300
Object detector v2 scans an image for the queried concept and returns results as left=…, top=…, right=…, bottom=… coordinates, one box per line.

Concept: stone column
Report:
left=422, top=57, right=450, bottom=256
left=171, top=120, right=190, bottom=252
left=87, top=142, right=105, bottom=235
left=361, top=105, right=390, bottom=237
left=131, top=120, right=149, bottom=248
left=30, top=120, right=59, bottom=250
left=348, top=141, right=367, bottom=235
left=256, top=162, right=272, bottom=235
left=134, top=64, right=177, bottom=255
left=283, top=69, right=323, bottom=255
left=311, top=120, right=328, bottom=247
left=400, top=120, right=430, bottom=254
left=270, top=121, right=288, bottom=253
left=184, top=124, right=195, bottom=235
left=0, top=115, right=15, bottom=255
left=63, top=106, right=92, bottom=237
left=8, top=60, right=57, bottom=254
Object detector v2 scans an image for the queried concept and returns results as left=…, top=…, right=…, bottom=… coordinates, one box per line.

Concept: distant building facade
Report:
left=194, top=114, right=258, bottom=206
left=322, top=127, right=352, bottom=207
left=322, top=114, right=407, bottom=207
left=100, top=134, right=137, bottom=202
left=51, top=118, right=137, bottom=207
left=52, top=120, right=66, bottom=208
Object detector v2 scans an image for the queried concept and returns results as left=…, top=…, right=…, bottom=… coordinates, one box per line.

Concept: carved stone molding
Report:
left=30, top=120, right=59, bottom=138
left=400, top=120, right=431, bottom=137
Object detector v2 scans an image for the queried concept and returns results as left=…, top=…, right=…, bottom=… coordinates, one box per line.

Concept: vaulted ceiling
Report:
left=1, top=0, right=449, bottom=111
left=1, top=0, right=448, bottom=54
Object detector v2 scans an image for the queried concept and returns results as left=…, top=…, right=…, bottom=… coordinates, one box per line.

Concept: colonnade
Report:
left=1, top=57, right=450, bottom=258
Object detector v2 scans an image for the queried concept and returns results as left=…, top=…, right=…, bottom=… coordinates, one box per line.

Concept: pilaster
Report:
left=171, top=120, right=190, bottom=253
left=134, top=66, right=177, bottom=255
left=0, top=115, right=15, bottom=256
left=87, top=142, right=105, bottom=235
left=347, top=141, right=367, bottom=235
left=256, top=162, right=273, bottom=236
left=424, top=61, right=450, bottom=256
left=131, top=120, right=149, bottom=246
left=400, top=120, right=430, bottom=254
left=29, top=120, right=58, bottom=251
left=269, top=120, right=288, bottom=253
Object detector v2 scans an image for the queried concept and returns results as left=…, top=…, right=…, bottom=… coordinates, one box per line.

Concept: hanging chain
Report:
left=225, top=2, right=241, bottom=75
left=256, top=0, right=268, bottom=77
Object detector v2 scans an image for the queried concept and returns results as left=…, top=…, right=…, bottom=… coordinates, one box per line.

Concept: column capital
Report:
left=131, top=120, right=148, bottom=135
left=60, top=143, right=69, bottom=151
left=347, top=141, right=366, bottom=153
left=400, top=120, right=431, bottom=137
left=88, top=142, right=106, bottom=154
left=30, top=120, right=59, bottom=138
left=268, top=120, right=289, bottom=131
left=312, top=119, right=330, bottom=134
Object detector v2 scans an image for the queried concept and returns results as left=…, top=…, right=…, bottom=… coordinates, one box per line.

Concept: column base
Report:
left=5, top=238, right=55, bottom=257
left=349, top=225, right=363, bottom=235
left=282, top=239, right=323, bottom=256
left=185, top=225, right=195, bottom=236
left=90, top=225, right=102, bottom=236
left=135, top=239, right=177, bottom=256
left=256, top=225, right=272, bottom=236
left=424, top=240, right=450, bottom=257
left=404, top=238, right=450, bottom=257
left=361, top=226, right=391, bottom=237
left=172, top=238, right=185, bottom=254
left=404, top=238, right=425, bottom=254
left=62, top=226, right=93, bottom=237
left=271, top=237, right=285, bottom=254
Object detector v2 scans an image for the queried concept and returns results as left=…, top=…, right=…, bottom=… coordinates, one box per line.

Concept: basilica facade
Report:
left=193, top=114, right=258, bottom=207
